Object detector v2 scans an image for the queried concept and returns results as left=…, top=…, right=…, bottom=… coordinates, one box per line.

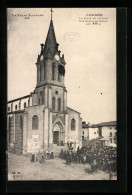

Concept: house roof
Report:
left=82, top=121, right=116, bottom=128
left=8, top=94, right=31, bottom=103
left=98, top=121, right=116, bottom=127
left=82, top=124, right=89, bottom=128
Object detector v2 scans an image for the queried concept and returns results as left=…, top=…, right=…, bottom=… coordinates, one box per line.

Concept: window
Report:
left=94, top=132, right=96, bottom=134
left=15, top=105, right=17, bottom=110
left=82, top=136, right=84, bottom=141
left=32, top=115, right=39, bottom=130
left=20, top=115, right=23, bottom=129
left=83, top=131, right=84, bottom=134
left=40, top=91, right=44, bottom=104
left=52, top=63, right=55, bottom=80
left=109, top=132, right=112, bottom=137
left=8, top=107, right=10, bottom=111
left=58, top=98, right=61, bottom=111
left=52, top=97, right=55, bottom=111
left=71, top=118, right=75, bottom=130
left=115, top=132, right=117, bottom=137
left=110, top=138, right=112, bottom=143
left=24, top=102, right=26, bottom=108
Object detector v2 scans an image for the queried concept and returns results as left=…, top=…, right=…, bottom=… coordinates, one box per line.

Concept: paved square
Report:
left=8, top=153, right=110, bottom=180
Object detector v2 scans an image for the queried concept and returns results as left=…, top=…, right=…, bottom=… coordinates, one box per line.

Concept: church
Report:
left=7, top=9, right=82, bottom=154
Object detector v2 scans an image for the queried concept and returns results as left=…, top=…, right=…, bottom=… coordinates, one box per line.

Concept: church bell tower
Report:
left=34, top=9, right=67, bottom=112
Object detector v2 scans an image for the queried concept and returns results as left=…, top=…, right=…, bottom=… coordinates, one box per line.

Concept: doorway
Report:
left=53, top=131, right=59, bottom=145
left=53, top=122, right=63, bottom=145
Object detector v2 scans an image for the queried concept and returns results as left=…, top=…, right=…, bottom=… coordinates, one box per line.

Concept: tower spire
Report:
left=43, top=9, right=57, bottom=59
left=50, top=8, right=53, bottom=20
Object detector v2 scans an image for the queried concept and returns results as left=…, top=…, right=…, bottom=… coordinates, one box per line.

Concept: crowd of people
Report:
left=31, top=151, right=54, bottom=164
left=59, top=145, right=117, bottom=173
left=30, top=144, right=117, bottom=175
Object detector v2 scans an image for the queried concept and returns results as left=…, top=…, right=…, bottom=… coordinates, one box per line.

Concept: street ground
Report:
left=8, top=153, right=111, bottom=180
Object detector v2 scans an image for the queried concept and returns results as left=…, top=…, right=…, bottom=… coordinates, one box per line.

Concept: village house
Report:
left=82, top=121, right=117, bottom=147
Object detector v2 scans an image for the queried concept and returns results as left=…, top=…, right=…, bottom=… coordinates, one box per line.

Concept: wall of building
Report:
left=89, top=127, right=99, bottom=140
left=78, top=116, right=82, bottom=147
left=8, top=114, right=14, bottom=147
left=36, top=85, right=46, bottom=106
left=32, top=92, right=38, bottom=106
left=101, top=125, right=117, bottom=144
left=34, top=83, right=66, bottom=113
left=25, top=105, right=45, bottom=153
left=7, top=97, right=30, bottom=112
left=82, top=128, right=88, bottom=140
left=14, top=113, right=24, bottom=154
left=50, top=85, right=65, bottom=112
left=67, top=107, right=82, bottom=148
left=7, top=112, right=24, bottom=154
left=37, top=59, right=65, bottom=87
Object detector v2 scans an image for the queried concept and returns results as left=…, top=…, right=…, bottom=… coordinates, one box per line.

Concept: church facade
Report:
left=7, top=12, right=82, bottom=154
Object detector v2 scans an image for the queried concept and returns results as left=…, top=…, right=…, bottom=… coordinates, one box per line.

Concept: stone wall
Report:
left=14, top=113, right=24, bottom=154
left=89, top=127, right=99, bottom=141
left=25, top=105, right=45, bottom=153
left=102, top=126, right=117, bottom=143
left=37, top=59, right=65, bottom=88
left=67, top=107, right=82, bottom=148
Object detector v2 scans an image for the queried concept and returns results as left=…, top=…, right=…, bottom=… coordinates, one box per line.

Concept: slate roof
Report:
left=43, top=19, right=58, bottom=60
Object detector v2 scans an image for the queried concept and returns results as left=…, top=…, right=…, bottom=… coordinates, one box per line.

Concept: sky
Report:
left=7, top=8, right=116, bottom=124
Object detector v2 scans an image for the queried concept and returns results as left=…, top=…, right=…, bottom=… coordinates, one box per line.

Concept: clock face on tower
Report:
left=54, top=54, right=60, bottom=61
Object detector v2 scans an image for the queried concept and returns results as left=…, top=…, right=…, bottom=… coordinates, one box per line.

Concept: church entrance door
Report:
left=53, top=131, right=59, bottom=145
left=53, top=122, right=63, bottom=145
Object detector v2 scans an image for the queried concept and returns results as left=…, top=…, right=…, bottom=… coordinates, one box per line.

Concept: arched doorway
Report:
left=53, top=123, right=63, bottom=145
left=53, top=131, right=59, bottom=145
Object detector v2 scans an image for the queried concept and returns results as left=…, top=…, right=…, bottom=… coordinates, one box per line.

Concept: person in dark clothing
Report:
left=31, top=153, right=35, bottom=162
left=66, top=155, right=69, bottom=165
left=69, top=153, right=71, bottom=165
left=50, top=152, right=54, bottom=159
left=66, top=150, right=70, bottom=165
left=40, top=154, right=45, bottom=164
left=37, top=151, right=42, bottom=162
